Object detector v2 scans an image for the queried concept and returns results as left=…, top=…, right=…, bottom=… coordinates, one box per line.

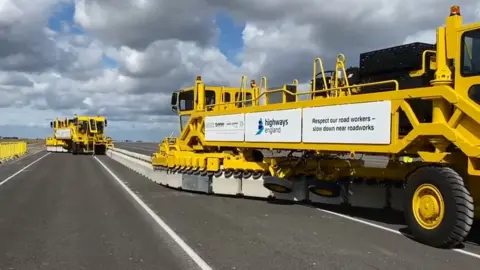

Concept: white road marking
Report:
left=316, top=208, right=480, bottom=259
left=0, top=152, right=50, bottom=187
left=94, top=156, right=212, bottom=270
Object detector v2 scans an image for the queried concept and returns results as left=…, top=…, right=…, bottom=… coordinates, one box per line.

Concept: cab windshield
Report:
left=461, top=29, right=480, bottom=76
left=97, top=121, right=104, bottom=133
left=179, top=90, right=194, bottom=111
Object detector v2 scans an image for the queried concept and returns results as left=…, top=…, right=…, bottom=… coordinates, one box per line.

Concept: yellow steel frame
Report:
left=155, top=8, right=480, bottom=173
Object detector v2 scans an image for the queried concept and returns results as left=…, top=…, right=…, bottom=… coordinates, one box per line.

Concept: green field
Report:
left=0, top=138, right=44, bottom=144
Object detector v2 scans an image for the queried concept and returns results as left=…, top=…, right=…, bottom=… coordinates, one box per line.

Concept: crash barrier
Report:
left=106, top=147, right=407, bottom=211
left=0, top=141, right=27, bottom=163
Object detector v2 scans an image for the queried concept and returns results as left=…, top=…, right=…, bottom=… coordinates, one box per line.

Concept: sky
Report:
left=0, top=0, right=479, bottom=142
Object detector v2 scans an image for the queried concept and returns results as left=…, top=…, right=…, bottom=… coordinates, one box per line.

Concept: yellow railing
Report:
left=0, top=142, right=27, bottom=162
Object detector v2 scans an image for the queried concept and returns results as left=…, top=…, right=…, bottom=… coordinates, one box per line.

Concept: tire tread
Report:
left=435, top=167, right=474, bottom=247
left=405, top=166, right=475, bottom=248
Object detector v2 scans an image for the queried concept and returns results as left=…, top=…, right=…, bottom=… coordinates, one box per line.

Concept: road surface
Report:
left=114, top=142, right=159, bottom=156
left=0, top=143, right=479, bottom=269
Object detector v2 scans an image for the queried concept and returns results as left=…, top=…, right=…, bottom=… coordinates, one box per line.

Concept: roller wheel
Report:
left=252, top=171, right=263, bottom=180
left=233, top=170, right=243, bottom=179
left=403, top=166, right=474, bottom=248
left=308, top=180, right=341, bottom=198
left=224, top=170, right=234, bottom=178
left=263, top=176, right=293, bottom=193
left=242, top=170, right=253, bottom=179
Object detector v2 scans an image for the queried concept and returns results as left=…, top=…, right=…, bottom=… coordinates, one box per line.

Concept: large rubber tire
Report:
left=95, top=145, right=106, bottom=155
left=403, top=166, right=474, bottom=248
left=72, top=143, right=77, bottom=155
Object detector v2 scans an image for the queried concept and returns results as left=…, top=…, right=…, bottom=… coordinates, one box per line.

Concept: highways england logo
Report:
left=255, top=117, right=288, bottom=135
left=256, top=118, right=264, bottom=135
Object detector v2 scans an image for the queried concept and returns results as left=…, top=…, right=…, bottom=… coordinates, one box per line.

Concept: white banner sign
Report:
left=55, top=128, right=72, bottom=139
left=245, top=109, right=302, bottom=142
left=302, top=101, right=392, bottom=144
left=205, top=114, right=245, bottom=141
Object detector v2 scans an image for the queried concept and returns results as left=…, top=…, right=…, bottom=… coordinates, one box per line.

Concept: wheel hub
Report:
left=270, top=184, right=286, bottom=192
left=418, top=195, right=439, bottom=219
left=314, top=188, right=333, bottom=196
left=412, top=184, right=445, bottom=229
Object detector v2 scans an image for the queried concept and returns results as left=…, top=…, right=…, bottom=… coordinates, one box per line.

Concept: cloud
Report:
left=0, top=0, right=74, bottom=72
left=74, top=0, right=218, bottom=50
left=0, top=0, right=479, bottom=141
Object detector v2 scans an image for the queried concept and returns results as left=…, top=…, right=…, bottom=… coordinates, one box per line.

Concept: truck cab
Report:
left=170, top=76, right=256, bottom=133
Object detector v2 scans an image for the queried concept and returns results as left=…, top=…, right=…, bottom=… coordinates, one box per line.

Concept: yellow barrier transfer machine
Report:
left=152, top=6, right=480, bottom=248
left=45, top=118, right=70, bottom=152
left=46, top=115, right=110, bottom=155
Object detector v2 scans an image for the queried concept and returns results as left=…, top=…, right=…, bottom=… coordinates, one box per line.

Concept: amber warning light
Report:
left=450, top=5, right=460, bottom=16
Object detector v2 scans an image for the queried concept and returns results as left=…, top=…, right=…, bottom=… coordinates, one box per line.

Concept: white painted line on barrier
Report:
left=0, top=152, right=50, bottom=187
left=316, top=208, right=480, bottom=260
left=94, top=156, right=212, bottom=270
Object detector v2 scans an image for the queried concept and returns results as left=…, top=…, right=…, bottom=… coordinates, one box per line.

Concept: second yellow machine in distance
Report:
left=46, top=115, right=110, bottom=155
left=45, top=118, right=70, bottom=153
left=152, top=6, right=480, bottom=248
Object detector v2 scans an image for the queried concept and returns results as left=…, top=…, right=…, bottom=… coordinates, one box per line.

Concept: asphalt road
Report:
left=0, top=146, right=479, bottom=269
left=114, top=142, right=159, bottom=156
left=0, top=151, right=197, bottom=270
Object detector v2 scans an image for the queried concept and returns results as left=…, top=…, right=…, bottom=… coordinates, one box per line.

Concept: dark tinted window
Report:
left=461, top=29, right=480, bottom=76
left=179, top=90, right=194, bottom=111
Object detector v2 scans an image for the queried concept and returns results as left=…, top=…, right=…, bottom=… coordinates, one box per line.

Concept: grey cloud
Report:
left=74, top=0, right=219, bottom=50
left=207, top=0, right=479, bottom=87
left=0, top=72, right=33, bottom=87
left=1, top=0, right=479, bottom=142
left=0, top=1, right=75, bottom=73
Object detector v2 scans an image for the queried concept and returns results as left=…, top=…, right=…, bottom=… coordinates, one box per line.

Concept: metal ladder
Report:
left=85, top=137, right=95, bottom=154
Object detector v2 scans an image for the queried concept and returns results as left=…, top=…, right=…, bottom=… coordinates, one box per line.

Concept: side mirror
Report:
left=105, top=119, right=108, bottom=127
left=50, top=121, right=53, bottom=128
left=171, top=92, right=178, bottom=112
left=171, top=92, right=178, bottom=106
